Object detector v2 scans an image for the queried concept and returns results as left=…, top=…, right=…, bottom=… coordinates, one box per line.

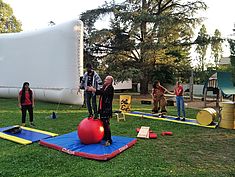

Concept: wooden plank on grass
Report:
left=137, top=126, right=150, bottom=138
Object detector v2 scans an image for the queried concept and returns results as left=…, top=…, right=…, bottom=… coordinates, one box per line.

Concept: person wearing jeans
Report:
left=80, top=63, right=103, bottom=119
left=173, top=81, right=186, bottom=121
left=176, top=94, right=186, bottom=120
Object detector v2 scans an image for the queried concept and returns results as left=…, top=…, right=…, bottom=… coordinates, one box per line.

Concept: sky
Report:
left=3, top=0, right=235, bottom=57
left=4, top=0, right=235, bottom=36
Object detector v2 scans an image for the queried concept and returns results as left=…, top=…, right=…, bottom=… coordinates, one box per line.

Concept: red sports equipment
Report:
left=161, top=131, right=173, bottom=136
left=77, top=118, right=104, bottom=144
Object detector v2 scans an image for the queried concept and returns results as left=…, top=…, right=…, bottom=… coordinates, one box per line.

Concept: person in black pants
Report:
left=87, top=75, right=114, bottom=146
left=18, top=82, right=35, bottom=127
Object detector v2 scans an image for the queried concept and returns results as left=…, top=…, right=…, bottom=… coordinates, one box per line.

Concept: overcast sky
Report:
left=4, top=0, right=235, bottom=58
left=4, top=0, right=235, bottom=37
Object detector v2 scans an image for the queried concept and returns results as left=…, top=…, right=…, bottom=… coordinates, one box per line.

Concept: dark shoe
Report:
left=161, top=110, right=167, bottom=113
left=181, top=118, right=186, bottom=121
left=152, top=110, right=158, bottom=114
left=175, top=117, right=180, bottom=120
left=88, top=114, right=93, bottom=119
left=30, top=122, right=36, bottom=127
left=93, top=114, right=99, bottom=119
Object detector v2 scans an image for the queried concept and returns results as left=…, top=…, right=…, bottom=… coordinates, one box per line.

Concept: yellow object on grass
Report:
left=196, top=108, right=217, bottom=126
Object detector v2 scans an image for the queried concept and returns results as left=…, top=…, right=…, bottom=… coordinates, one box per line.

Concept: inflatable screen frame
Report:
left=0, top=19, right=84, bottom=104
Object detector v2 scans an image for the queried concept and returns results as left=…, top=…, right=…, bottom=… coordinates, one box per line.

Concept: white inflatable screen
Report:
left=0, top=19, right=84, bottom=104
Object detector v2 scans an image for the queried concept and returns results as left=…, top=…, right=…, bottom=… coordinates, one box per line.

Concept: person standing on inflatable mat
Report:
left=87, top=75, right=114, bottom=146
left=80, top=63, right=103, bottom=119
left=172, top=81, right=186, bottom=121
left=18, top=82, right=35, bottom=127
left=151, top=81, right=168, bottom=114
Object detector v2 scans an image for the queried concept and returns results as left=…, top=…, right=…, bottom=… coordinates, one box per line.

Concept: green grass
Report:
left=0, top=97, right=234, bottom=177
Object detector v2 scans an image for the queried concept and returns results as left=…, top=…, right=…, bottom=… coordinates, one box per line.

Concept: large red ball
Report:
left=77, top=118, right=104, bottom=144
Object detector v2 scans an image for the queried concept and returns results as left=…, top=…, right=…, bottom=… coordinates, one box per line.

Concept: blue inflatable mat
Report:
left=0, top=125, right=58, bottom=145
left=40, top=131, right=137, bottom=161
left=125, top=111, right=217, bottom=128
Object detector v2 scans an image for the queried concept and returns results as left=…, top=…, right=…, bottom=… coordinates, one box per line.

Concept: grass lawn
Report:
left=0, top=97, right=234, bottom=177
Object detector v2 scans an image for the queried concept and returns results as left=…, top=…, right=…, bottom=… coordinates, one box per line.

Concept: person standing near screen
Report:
left=18, top=82, right=35, bottom=127
left=80, top=63, right=103, bottom=119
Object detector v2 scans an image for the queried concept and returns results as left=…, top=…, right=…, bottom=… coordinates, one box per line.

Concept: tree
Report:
left=228, top=39, right=235, bottom=84
left=195, top=24, right=210, bottom=71
left=0, top=0, right=22, bottom=33
left=80, top=0, right=207, bottom=94
left=211, top=29, right=223, bottom=68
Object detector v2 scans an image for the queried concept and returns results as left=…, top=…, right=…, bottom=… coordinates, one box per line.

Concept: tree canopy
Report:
left=0, top=0, right=22, bottom=33
left=80, top=0, right=207, bottom=93
left=228, top=39, right=235, bottom=84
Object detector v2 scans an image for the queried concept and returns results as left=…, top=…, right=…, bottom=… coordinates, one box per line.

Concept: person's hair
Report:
left=106, top=75, right=113, bottom=84
left=177, top=81, right=181, bottom=84
left=153, top=80, right=160, bottom=88
left=85, top=63, right=92, bottom=69
left=20, top=82, right=32, bottom=104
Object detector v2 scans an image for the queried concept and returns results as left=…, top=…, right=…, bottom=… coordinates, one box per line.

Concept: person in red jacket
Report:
left=18, top=82, right=35, bottom=127
left=87, top=75, right=114, bottom=146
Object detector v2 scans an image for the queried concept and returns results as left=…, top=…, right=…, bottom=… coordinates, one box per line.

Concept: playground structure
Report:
left=199, top=72, right=235, bottom=129
left=0, top=19, right=84, bottom=105
left=203, top=72, right=235, bottom=107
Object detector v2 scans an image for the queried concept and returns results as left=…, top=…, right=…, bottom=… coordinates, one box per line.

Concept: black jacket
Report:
left=96, top=84, right=114, bottom=118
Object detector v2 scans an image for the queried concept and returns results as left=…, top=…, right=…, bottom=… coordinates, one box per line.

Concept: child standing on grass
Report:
left=18, top=82, right=35, bottom=127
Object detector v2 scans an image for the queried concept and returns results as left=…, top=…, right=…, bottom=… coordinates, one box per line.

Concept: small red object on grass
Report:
left=149, top=133, right=157, bottom=139
left=161, top=131, right=173, bottom=136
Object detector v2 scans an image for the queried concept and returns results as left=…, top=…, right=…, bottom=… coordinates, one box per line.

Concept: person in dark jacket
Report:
left=87, top=75, right=114, bottom=146
left=18, top=82, right=35, bottom=127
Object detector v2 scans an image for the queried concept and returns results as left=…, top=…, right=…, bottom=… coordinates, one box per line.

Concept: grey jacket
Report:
left=80, top=71, right=103, bottom=91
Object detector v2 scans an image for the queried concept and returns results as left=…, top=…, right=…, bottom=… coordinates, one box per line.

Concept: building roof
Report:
left=219, top=57, right=231, bottom=65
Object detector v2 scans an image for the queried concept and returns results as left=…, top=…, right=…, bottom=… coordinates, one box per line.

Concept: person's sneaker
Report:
left=104, top=141, right=111, bottom=146
left=21, top=123, right=26, bottom=127
left=175, top=117, right=180, bottom=120
left=104, top=140, right=112, bottom=146
left=88, top=114, right=93, bottom=119
left=30, top=122, right=36, bottom=127
left=181, top=118, right=186, bottom=121
left=161, top=110, right=167, bottom=113
left=93, top=114, right=99, bottom=120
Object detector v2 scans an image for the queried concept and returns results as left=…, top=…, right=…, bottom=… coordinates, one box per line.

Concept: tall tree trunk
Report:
left=139, top=0, right=148, bottom=95
left=140, top=78, right=149, bottom=94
